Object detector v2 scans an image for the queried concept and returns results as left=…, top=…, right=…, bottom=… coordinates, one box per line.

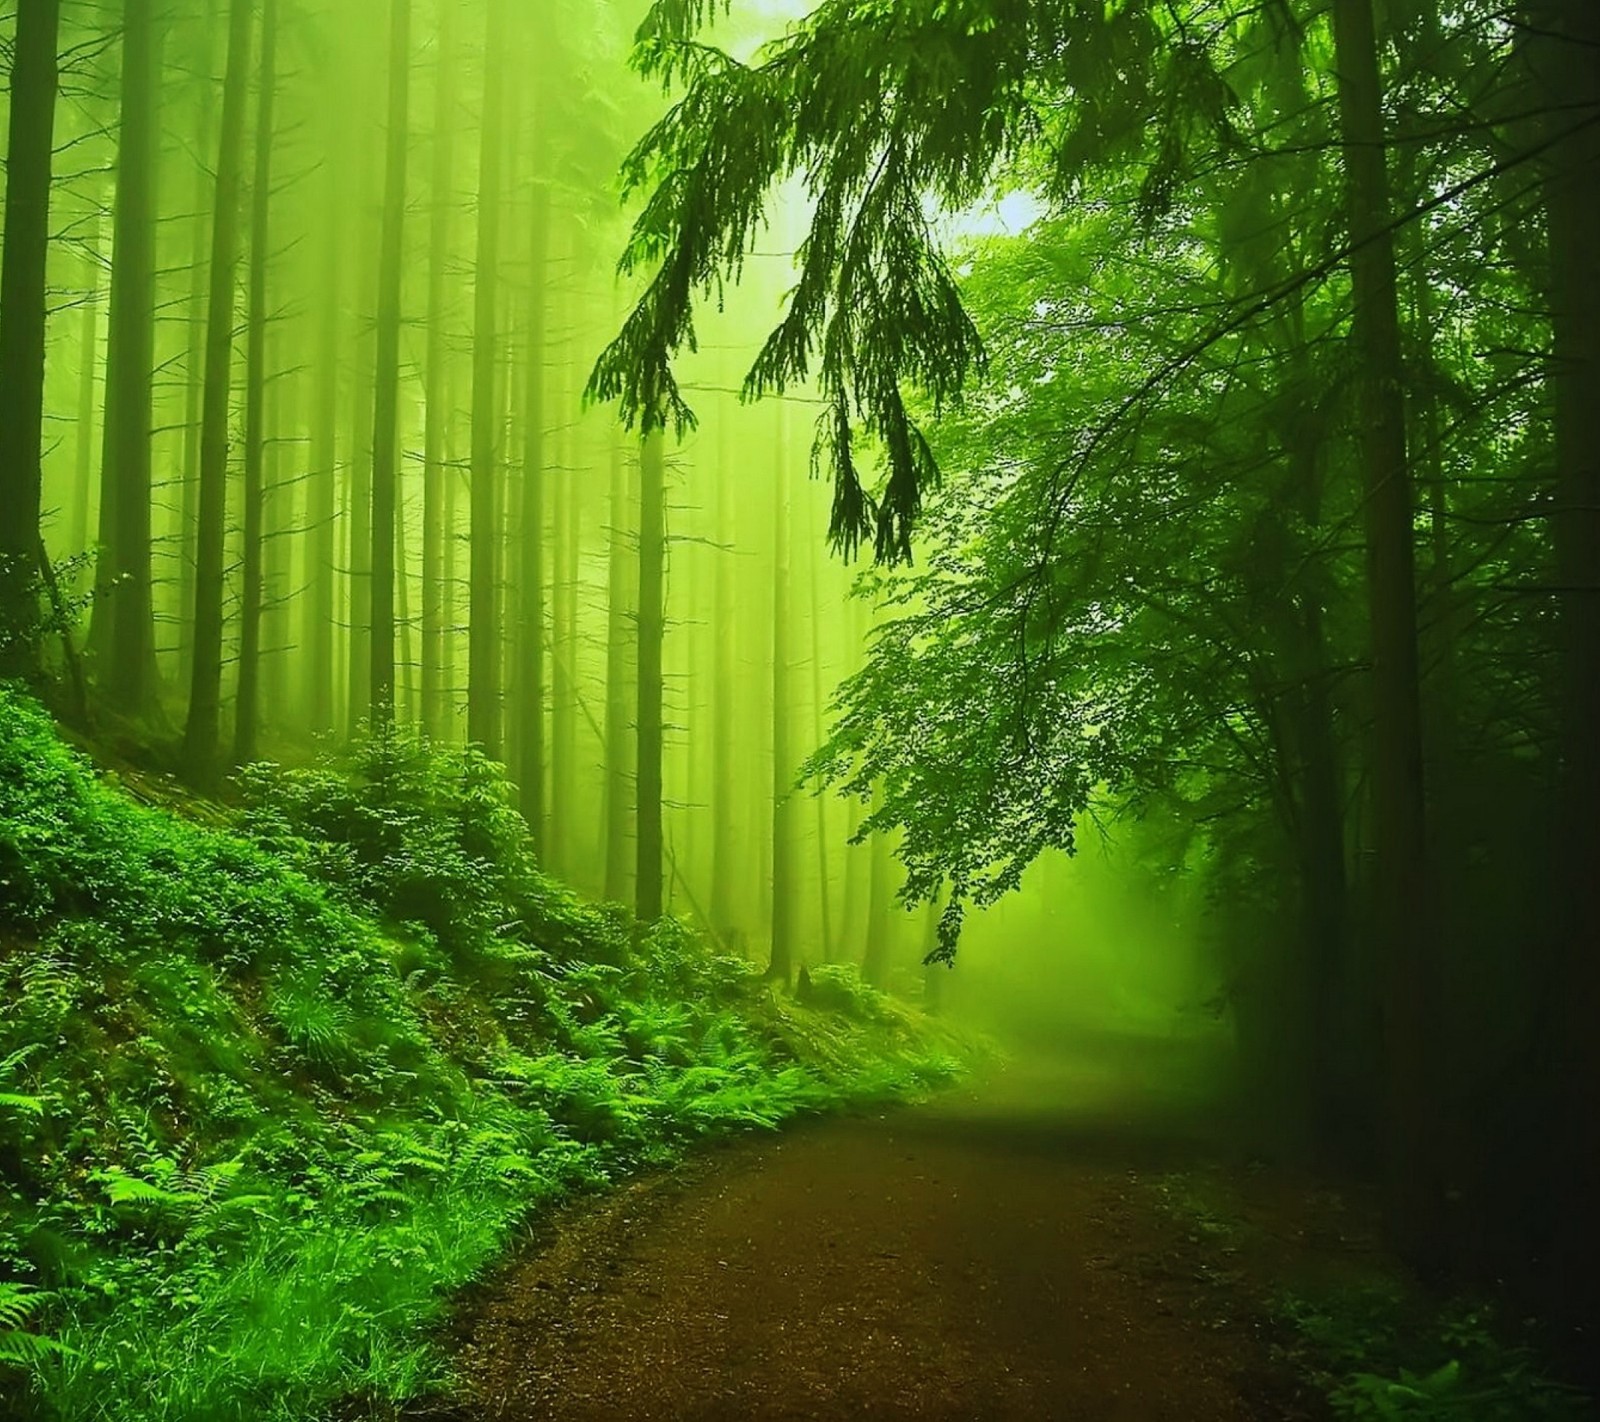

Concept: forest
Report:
left=0, top=0, right=1597, bottom=1417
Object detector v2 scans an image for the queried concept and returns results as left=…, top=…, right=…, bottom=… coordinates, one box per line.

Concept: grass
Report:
left=0, top=688, right=967, bottom=1421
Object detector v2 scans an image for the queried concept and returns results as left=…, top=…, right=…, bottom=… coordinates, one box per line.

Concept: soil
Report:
left=428, top=1039, right=1349, bottom=1421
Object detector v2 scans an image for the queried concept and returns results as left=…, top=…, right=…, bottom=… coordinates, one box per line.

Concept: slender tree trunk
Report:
left=182, top=0, right=253, bottom=778
left=635, top=429, right=666, bottom=922
left=1330, top=0, right=1438, bottom=1262
left=0, top=0, right=63, bottom=676
left=307, top=152, right=341, bottom=735
left=709, top=400, right=737, bottom=935
left=862, top=783, right=893, bottom=990
left=467, top=0, right=507, bottom=755
left=235, top=0, right=278, bottom=764
left=369, top=0, right=412, bottom=726
left=71, top=221, right=104, bottom=570
left=768, top=414, right=796, bottom=983
left=421, top=0, right=457, bottom=738
left=808, top=486, right=835, bottom=961
left=603, top=433, right=635, bottom=901
left=518, top=182, right=550, bottom=845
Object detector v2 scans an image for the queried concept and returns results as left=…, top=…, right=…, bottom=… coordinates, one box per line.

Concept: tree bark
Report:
left=182, top=0, right=253, bottom=780
left=369, top=0, right=412, bottom=727
left=1526, top=0, right=1600, bottom=1327
left=518, top=181, right=550, bottom=847
left=467, top=0, right=507, bottom=756
left=635, top=429, right=667, bottom=922
left=768, top=412, right=796, bottom=983
left=235, top=0, right=278, bottom=764
left=0, top=0, right=63, bottom=676
left=421, top=0, right=457, bottom=739
left=603, top=433, right=635, bottom=901
left=1330, top=0, right=1438, bottom=1263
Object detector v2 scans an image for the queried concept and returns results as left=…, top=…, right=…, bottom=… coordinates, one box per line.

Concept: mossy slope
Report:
left=0, top=690, right=963, bottom=1421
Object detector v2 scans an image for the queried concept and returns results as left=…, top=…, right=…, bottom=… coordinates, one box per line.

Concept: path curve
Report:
left=442, top=1045, right=1320, bottom=1421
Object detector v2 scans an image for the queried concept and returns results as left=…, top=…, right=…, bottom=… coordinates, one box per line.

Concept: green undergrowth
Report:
left=1152, top=1171, right=1591, bottom=1421
left=0, top=689, right=967, bottom=1422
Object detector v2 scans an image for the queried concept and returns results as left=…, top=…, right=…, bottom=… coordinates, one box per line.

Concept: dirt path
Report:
left=441, top=1047, right=1326, bottom=1421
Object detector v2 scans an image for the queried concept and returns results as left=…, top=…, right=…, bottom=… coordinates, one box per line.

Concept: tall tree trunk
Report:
left=0, top=0, right=63, bottom=676
left=178, top=0, right=219, bottom=687
left=549, top=287, right=577, bottom=875
left=862, top=783, right=893, bottom=990
left=1330, top=0, right=1438, bottom=1263
left=235, top=0, right=278, bottom=764
left=182, top=0, right=253, bottom=780
left=518, top=182, right=550, bottom=846
left=71, top=218, right=104, bottom=571
left=307, top=147, right=341, bottom=735
left=369, top=0, right=412, bottom=726
left=708, top=398, right=737, bottom=935
left=1527, top=0, right=1600, bottom=1328
left=808, top=486, right=834, bottom=962
left=467, top=0, right=507, bottom=755
left=603, top=432, right=635, bottom=901
left=421, top=0, right=457, bottom=739
left=92, top=0, right=164, bottom=712
left=767, top=414, right=796, bottom=983
left=635, top=429, right=666, bottom=922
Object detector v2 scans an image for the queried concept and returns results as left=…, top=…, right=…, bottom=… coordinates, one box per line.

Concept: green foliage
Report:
left=0, top=689, right=964, bottom=1421
left=1279, top=1290, right=1590, bottom=1421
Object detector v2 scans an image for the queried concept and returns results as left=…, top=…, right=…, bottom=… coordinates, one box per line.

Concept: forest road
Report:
left=435, top=1036, right=1318, bottom=1421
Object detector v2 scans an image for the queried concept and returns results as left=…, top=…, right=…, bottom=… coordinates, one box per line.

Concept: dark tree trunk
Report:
left=235, top=0, right=278, bottom=764
left=182, top=0, right=254, bottom=781
left=1527, top=0, right=1600, bottom=1327
left=0, top=0, right=63, bottom=676
left=635, top=429, right=666, bottom=922
left=1330, top=0, right=1439, bottom=1263
left=369, top=0, right=412, bottom=726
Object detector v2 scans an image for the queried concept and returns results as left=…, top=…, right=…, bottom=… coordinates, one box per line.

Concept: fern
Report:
left=0, top=1283, right=72, bottom=1371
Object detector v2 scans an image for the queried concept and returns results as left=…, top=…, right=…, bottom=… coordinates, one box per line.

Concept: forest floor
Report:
left=420, top=1033, right=1369, bottom=1421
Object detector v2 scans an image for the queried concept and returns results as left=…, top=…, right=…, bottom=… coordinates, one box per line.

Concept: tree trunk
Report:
left=767, top=413, right=796, bottom=983
left=182, top=0, right=253, bottom=780
left=307, top=145, right=342, bottom=736
left=178, top=0, right=219, bottom=686
left=235, top=0, right=278, bottom=764
left=862, top=790, right=893, bottom=991
left=369, top=0, right=412, bottom=727
left=708, top=399, right=737, bottom=936
left=0, top=0, right=63, bottom=676
left=518, top=181, right=550, bottom=847
left=635, top=429, right=666, bottom=922
left=808, top=484, right=835, bottom=961
left=421, top=0, right=457, bottom=739
left=71, top=216, right=104, bottom=572
left=1527, top=0, right=1600, bottom=1328
left=603, top=433, right=635, bottom=901
left=467, top=0, right=507, bottom=755
left=1330, top=0, right=1438, bottom=1263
